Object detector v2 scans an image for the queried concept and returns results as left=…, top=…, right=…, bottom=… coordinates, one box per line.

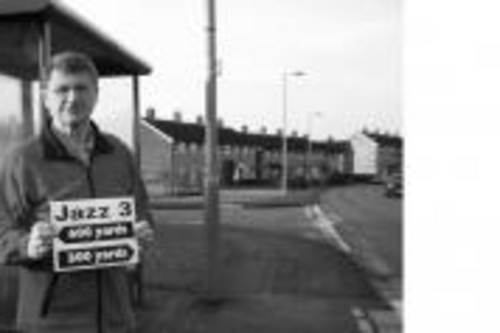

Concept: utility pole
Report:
left=281, top=70, right=305, bottom=194
left=204, top=0, right=220, bottom=297
left=38, top=18, right=51, bottom=132
left=281, top=72, right=288, bottom=194
left=306, top=111, right=321, bottom=184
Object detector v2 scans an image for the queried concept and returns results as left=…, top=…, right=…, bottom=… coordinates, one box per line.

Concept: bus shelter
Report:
left=0, top=0, right=151, bottom=329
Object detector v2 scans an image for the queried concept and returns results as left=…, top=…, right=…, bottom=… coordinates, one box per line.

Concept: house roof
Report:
left=364, top=131, right=403, bottom=148
left=143, top=119, right=232, bottom=146
left=143, top=118, right=349, bottom=154
left=312, top=140, right=351, bottom=154
left=0, top=0, right=151, bottom=79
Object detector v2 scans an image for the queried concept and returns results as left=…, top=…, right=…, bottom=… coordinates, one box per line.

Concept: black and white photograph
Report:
left=0, top=0, right=415, bottom=332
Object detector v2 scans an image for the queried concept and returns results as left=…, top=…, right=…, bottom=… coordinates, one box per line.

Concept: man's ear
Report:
left=40, top=88, right=52, bottom=120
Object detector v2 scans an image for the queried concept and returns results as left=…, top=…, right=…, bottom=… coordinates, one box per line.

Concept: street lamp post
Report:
left=306, top=111, right=322, bottom=185
left=281, top=70, right=305, bottom=194
left=204, top=0, right=220, bottom=298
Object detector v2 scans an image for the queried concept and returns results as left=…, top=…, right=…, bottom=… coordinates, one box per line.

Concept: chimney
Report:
left=196, top=115, right=204, bottom=125
left=145, top=107, right=156, bottom=120
left=260, top=126, right=267, bottom=135
left=291, top=130, right=298, bottom=137
left=173, top=111, right=183, bottom=122
left=241, top=125, right=249, bottom=133
left=217, top=118, right=224, bottom=128
left=276, top=128, right=283, bottom=136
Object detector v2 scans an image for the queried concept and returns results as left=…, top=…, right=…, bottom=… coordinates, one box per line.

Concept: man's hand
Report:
left=135, top=220, right=154, bottom=248
left=27, top=221, right=56, bottom=260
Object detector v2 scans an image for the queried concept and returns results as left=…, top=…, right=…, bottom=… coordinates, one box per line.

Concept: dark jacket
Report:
left=0, top=121, right=151, bottom=333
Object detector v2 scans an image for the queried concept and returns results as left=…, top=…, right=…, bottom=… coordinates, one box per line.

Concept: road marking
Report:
left=305, top=205, right=352, bottom=253
left=304, top=206, right=313, bottom=219
left=313, top=204, right=344, bottom=224
left=306, top=203, right=403, bottom=327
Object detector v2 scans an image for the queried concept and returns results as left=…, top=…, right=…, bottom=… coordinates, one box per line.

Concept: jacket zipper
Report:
left=39, top=159, right=94, bottom=319
left=85, top=160, right=102, bottom=333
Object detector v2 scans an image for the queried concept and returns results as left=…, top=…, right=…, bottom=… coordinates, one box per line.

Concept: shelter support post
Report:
left=37, top=18, right=51, bottom=132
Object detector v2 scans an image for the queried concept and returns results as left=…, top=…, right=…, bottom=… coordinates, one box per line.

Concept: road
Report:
left=319, top=185, right=403, bottom=278
left=318, top=184, right=403, bottom=320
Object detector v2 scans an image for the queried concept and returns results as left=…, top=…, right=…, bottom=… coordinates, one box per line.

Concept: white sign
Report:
left=50, top=197, right=139, bottom=272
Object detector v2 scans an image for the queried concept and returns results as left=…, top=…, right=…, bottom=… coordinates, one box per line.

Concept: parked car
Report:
left=384, top=172, right=403, bottom=198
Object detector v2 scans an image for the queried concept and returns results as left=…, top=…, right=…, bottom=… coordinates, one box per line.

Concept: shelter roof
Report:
left=0, top=0, right=151, bottom=79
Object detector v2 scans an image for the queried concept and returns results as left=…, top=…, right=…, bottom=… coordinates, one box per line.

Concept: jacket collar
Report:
left=41, top=120, right=114, bottom=161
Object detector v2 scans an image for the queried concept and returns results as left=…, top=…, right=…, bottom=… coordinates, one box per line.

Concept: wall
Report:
left=377, top=144, right=403, bottom=180
left=171, top=142, right=203, bottom=194
left=139, top=121, right=173, bottom=197
left=0, top=75, right=25, bottom=166
left=350, top=132, right=378, bottom=176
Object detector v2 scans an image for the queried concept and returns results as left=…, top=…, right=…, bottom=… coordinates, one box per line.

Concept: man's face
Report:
left=44, top=70, right=98, bottom=128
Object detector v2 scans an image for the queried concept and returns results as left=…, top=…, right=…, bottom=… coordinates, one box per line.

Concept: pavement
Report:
left=136, top=188, right=402, bottom=332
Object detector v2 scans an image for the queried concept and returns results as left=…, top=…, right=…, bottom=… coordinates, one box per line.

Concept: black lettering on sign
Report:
left=94, top=246, right=132, bottom=265
left=58, top=244, right=135, bottom=270
left=59, top=225, right=94, bottom=243
left=58, top=249, right=94, bottom=268
left=94, top=222, right=134, bottom=241
left=70, top=208, right=85, bottom=221
left=98, top=206, right=110, bottom=219
left=118, top=201, right=133, bottom=217
left=58, top=222, right=134, bottom=244
left=53, top=204, right=111, bottom=223
left=53, top=204, right=69, bottom=222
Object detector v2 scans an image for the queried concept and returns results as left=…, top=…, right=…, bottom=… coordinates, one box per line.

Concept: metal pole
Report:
left=280, top=71, right=305, bottom=194
left=307, top=136, right=312, bottom=184
left=306, top=111, right=320, bottom=185
left=131, top=76, right=144, bottom=306
left=281, top=73, right=288, bottom=194
left=306, top=112, right=312, bottom=184
left=204, top=0, right=220, bottom=297
left=38, top=18, right=51, bottom=133
left=21, top=80, right=34, bottom=138
left=132, top=76, right=141, bottom=160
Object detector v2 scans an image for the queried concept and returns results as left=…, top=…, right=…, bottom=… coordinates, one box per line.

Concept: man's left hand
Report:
left=135, top=220, right=154, bottom=248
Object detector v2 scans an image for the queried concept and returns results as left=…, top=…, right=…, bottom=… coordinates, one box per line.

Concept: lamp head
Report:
left=291, top=70, right=306, bottom=77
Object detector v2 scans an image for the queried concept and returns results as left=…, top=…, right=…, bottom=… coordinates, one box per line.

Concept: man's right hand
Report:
left=27, top=221, right=56, bottom=260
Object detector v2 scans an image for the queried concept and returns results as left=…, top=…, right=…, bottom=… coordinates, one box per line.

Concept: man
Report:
left=0, top=51, right=154, bottom=333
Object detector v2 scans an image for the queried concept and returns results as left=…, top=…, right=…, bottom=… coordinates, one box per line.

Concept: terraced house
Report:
left=350, top=129, right=403, bottom=182
left=140, top=110, right=351, bottom=197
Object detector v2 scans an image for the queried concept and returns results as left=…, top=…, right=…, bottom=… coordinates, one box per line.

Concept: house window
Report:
left=177, top=142, right=186, bottom=153
left=223, top=145, right=232, bottom=155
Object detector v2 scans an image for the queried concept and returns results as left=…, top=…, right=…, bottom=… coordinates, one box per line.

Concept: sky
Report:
left=68, top=0, right=401, bottom=140
left=0, top=0, right=398, bottom=141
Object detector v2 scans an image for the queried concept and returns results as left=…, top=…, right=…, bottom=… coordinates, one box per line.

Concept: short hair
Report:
left=48, top=51, right=99, bottom=87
